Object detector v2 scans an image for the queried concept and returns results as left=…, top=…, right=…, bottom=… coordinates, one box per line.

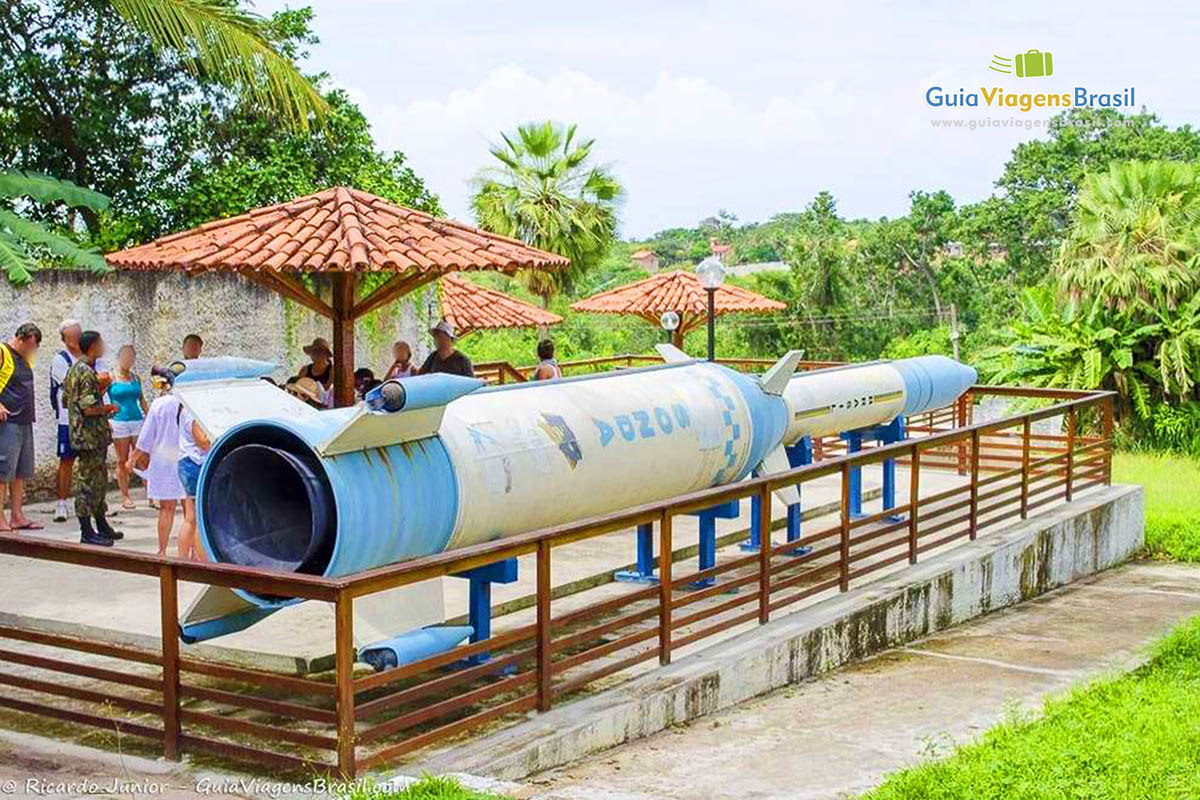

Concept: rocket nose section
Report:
left=893, top=355, right=977, bottom=415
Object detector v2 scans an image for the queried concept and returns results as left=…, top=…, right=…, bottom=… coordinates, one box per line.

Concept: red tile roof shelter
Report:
left=439, top=273, right=562, bottom=336
left=570, top=269, right=785, bottom=348
left=107, top=187, right=568, bottom=405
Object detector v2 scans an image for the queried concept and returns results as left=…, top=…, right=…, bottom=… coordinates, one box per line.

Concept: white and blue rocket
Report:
left=170, top=348, right=976, bottom=644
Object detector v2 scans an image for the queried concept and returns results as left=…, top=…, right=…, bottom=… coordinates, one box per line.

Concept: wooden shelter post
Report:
left=332, top=273, right=357, bottom=407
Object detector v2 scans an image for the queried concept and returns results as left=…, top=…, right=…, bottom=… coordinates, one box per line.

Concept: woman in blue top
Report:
left=109, top=344, right=148, bottom=510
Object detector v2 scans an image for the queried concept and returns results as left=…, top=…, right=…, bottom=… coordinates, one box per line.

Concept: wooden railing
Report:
left=0, top=386, right=1114, bottom=778
left=474, top=353, right=846, bottom=383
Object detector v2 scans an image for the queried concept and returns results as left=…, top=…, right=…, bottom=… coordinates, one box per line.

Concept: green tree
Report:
left=993, top=108, right=1200, bottom=280
left=166, top=89, right=440, bottom=231
left=471, top=120, right=622, bottom=306
left=1056, top=160, right=1200, bottom=313
left=0, top=172, right=110, bottom=284
left=0, top=1, right=324, bottom=242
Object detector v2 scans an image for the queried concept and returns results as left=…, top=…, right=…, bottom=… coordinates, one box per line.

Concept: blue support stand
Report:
left=839, top=417, right=907, bottom=521
left=614, top=523, right=659, bottom=584
left=614, top=500, right=740, bottom=589
left=741, top=438, right=813, bottom=556
left=451, top=557, right=519, bottom=665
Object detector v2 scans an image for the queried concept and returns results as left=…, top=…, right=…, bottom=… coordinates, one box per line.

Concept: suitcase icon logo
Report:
left=989, top=50, right=1054, bottom=78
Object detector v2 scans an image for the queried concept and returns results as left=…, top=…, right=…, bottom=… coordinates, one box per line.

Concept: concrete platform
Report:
left=410, top=484, right=1144, bottom=781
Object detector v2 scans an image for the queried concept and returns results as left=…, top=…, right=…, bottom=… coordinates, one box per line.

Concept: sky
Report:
left=258, top=0, right=1200, bottom=239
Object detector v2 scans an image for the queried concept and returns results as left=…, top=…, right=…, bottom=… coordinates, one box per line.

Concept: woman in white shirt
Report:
left=126, top=376, right=184, bottom=556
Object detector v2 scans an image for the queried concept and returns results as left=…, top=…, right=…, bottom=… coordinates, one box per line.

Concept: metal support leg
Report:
left=695, top=512, right=717, bottom=589
left=452, top=558, right=518, bottom=665
left=782, top=438, right=812, bottom=555
left=741, top=489, right=764, bottom=552
left=841, top=430, right=864, bottom=518
left=615, top=522, right=659, bottom=584
left=880, top=417, right=905, bottom=522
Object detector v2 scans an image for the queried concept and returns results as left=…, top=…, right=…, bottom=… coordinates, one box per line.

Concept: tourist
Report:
left=127, top=372, right=184, bottom=557
left=0, top=323, right=43, bottom=534
left=297, top=337, right=334, bottom=403
left=531, top=339, right=563, bottom=381
left=48, top=319, right=83, bottom=522
left=62, top=330, right=123, bottom=547
left=109, top=345, right=148, bottom=510
left=286, top=376, right=326, bottom=410
left=182, top=333, right=203, bottom=361
left=354, top=367, right=375, bottom=400
left=384, top=341, right=417, bottom=380
left=419, top=320, right=474, bottom=377
left=176, top=398, right=211, bottom=561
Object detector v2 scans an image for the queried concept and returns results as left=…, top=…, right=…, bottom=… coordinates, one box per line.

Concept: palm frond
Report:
left=0, top=210, right=110, bottom=275
left=109, top=0, right=327, bottom=130
left=0, top=233, right=37, bottom=286
left=0, top=172, right=110, bottom=210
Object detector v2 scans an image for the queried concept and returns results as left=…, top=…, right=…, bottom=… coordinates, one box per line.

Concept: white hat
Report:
left=429, top=319, right=457, bottom=340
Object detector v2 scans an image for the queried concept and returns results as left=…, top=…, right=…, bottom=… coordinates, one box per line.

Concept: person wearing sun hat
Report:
left=296, top=337, right=334, bottom=406
left=419, top=319, right=474, bottom=378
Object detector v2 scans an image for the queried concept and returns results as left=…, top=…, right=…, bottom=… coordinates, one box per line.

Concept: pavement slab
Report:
left=527, top=561, right=1200, bottom=800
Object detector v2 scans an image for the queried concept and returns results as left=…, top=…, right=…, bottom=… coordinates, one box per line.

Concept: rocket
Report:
left=174, top=348, right=975, bottom=642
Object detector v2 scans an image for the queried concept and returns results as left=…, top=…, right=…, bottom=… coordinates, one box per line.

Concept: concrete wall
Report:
left=419, top=484, right=1145, bottom=780
left=0, top=271, right=440, bottom=490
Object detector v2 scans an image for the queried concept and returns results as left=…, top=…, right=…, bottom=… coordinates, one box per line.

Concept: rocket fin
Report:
left=179, top=585, right=282, bottom=644
left=759, top=350, right=805, bottom=396
left=756, top=444, right=801, bottom=506
left=654, top=344, right=693, bottom=364
left=174, top=378, right=320, bottom=442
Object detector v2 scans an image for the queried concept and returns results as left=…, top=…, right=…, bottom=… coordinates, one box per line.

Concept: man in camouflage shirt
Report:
left=62, top=331, right=122, bottom=546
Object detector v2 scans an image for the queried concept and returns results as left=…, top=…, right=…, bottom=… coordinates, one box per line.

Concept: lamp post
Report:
left=695, top=256, right=726, bottom=362
left=659, top=310, right=681, bottom=347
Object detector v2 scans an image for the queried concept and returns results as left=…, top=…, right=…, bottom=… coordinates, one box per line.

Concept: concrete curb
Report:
left=415, top=484, right=1144, bottom=780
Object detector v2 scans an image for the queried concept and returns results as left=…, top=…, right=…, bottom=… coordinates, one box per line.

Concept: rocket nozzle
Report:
left=201, top=442, right=336, bottom=576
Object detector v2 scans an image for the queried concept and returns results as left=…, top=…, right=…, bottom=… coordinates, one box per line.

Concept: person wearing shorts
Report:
left=108, top=344, right=148, bottom=510
left=0, top=323, right=42, bottom=534
left=176, top=405, right=210, bottom=561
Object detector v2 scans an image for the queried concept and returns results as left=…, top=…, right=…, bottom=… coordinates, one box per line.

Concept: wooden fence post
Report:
left=969, top=428, right=980, bottom=539
left=955, top=394, right=969, bottom=475
left=758, top=483, right=771, bottom=624
left=1020, top=417, right=1031, bottom=520
left=658, top=511, right=673, bottom=666
left=334, top=591, right=356, bottom=779
left=158, top=564, right=180, bottom=762
left=536, top=540, right=552, bottom=712
left=839, top=462, right=851, bottom=592
left=1065, top=406, right=1076, bottom=502
left=1103, top=396, right=1114, bottom=485
left=908, top=446, right=920, bottom=564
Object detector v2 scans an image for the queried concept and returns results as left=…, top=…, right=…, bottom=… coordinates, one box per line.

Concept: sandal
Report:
left=122, top=499, right=136, bottom=510
left=11, top=521, right=44, bottom=531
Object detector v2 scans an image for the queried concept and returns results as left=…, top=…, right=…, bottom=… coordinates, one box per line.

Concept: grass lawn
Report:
left=864, top=614, right=1200, bottom=799
left=1112, top=451, right=1200, bottom=562
left=347, top=775, right=507, bottom=800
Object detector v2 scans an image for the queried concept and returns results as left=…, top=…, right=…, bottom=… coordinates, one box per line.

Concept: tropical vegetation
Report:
left=471, top=120, right=622, bottom=306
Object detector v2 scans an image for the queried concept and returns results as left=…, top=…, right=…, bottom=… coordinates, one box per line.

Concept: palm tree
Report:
left=1057, top=160, right=1200, bottom=313
left=109, top=0, right=327, bottom=129
left=0, top=173, right=111, bottom=285
left=471, top=121, right=622, bottom=306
